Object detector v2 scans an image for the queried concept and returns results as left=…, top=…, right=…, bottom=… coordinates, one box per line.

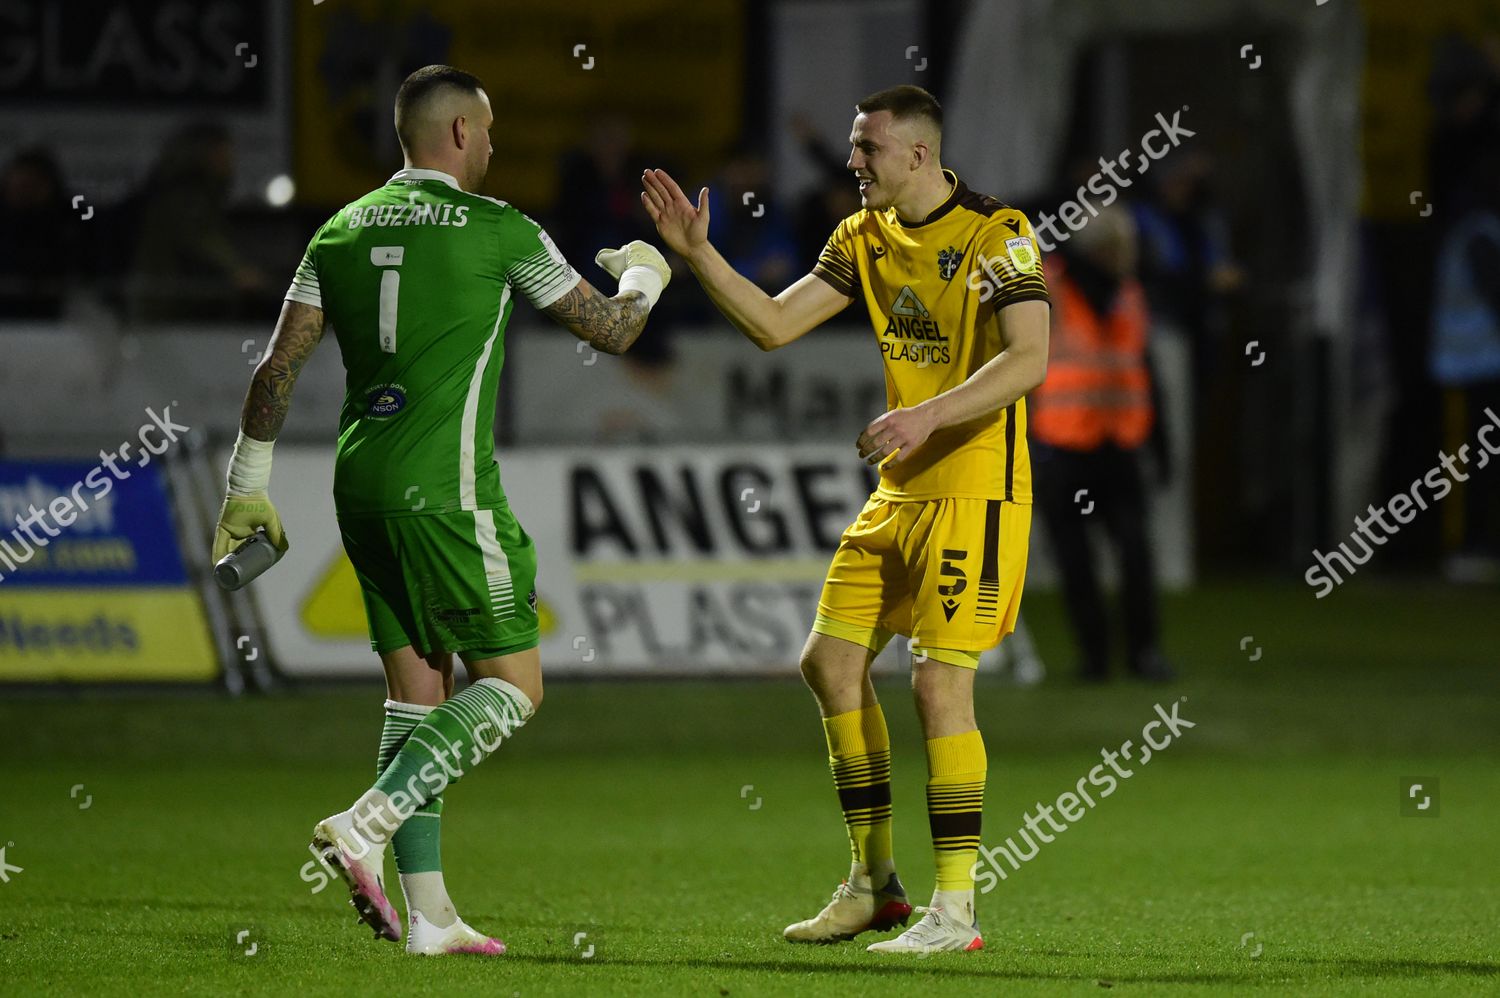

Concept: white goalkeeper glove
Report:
left=594, top=240, right=671, bottom=309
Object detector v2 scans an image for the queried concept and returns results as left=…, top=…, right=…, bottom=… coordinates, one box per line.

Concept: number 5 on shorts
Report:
left=938, top=549, right=968, bottom=596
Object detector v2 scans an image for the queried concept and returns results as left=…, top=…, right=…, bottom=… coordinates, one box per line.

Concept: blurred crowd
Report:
left=1413, top=34, right=1500, bottom=581
left=0, top=123, right=278, bottom=324
left=1, top=29, right=1497, bottom=599
left=542, top=113, right=860, bottom=364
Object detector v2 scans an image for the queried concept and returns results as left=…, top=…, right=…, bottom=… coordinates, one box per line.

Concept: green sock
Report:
left=373, top=678, right=534, bottom=815
left=378, top=701, right=444, bottom=875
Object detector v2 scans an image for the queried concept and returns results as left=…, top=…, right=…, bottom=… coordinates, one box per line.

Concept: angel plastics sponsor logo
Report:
left=881, top=286, right=950, bottom=365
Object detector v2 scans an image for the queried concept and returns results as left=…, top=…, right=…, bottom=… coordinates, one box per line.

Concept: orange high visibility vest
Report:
left=1029, top=256, right=1154, bottom=451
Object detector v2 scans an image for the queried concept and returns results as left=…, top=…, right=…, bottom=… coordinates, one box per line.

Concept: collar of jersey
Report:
left=894, top=169, right=964, bottom=229
left=389, top=167, right=462, bottom=191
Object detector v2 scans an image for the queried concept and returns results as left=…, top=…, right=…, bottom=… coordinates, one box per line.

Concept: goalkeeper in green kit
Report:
left=212, top=65, right=671, bottom=955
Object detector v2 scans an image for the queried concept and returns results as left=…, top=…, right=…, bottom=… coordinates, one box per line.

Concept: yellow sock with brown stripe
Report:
left=926, top=729, right=986, bottom=893
left=823, top=705, right=895, bottom=882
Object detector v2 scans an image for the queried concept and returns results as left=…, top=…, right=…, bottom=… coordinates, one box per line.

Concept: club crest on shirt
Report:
left=937, top=246, right=964, bottom=281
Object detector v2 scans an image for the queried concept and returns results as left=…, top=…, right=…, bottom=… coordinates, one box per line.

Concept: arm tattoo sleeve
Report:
left=242, top=300, right=325, bottom=441
left=542, top=283, right=650, bottom=355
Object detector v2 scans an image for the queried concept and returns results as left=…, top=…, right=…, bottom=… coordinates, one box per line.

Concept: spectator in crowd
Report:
left=552, top=114, right=688, bottom=373
left=1030, top=203, right=1175, bottom=683
left=1428, top=33, right=1500, bottom=231
left=1129, top=151, right=1244, bottom=391
left=705, top=144, right=798, bottom=296
left=549, top=115, right=686, bottom=439
left=1428, top=137, right=1500, bottom=582
left=0, top=147, right=75, bottom=319
left=553, top=114, right=655, bottom=267
left=789, top=113, right=862, bottom=269
left=127, top=121, right=269, bottom=322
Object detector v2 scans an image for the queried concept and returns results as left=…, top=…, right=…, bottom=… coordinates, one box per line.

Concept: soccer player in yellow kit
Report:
left=642, top=85, right=1049, bottom=954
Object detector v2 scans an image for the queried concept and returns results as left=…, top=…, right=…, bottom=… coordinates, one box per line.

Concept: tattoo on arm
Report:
left=242, top=300, right=325, bottom=441
left=542, top=281, right=650, bottom=355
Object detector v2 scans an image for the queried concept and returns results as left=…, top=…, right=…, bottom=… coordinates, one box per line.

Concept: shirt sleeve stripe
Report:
left=505, top=224, right=583, bottom=309
left=523, top=269, right=581, bottom=310
left=992, top=289, right=1051, bottom=309
left=812, top=263, right=855, bottom=298
left=285, top=284, right=322, bottom=307
left=515, top=266, right=575, bottom=297
left=509, top=253, right=559, bottom=283
left=818, top=263, right=856, bottom=287
left=512, top=262, right=578, bottom=297
left=509, top=249, right=580, bottom=307
left=817, top=255, right=856, bottom=287
left=818, top=249, right=855, bottom=274
left=993, top=274, right=1050, bottom=295
left=285, top=248, right=321, bottom=307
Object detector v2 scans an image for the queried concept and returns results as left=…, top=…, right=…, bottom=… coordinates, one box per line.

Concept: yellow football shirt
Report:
left=812, top=170, right=1049, bottom=503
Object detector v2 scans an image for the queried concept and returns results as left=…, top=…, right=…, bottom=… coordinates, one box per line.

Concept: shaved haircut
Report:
left=394, top=65, right=486, bottom=152
left=855, top=85, right=943, bottom=137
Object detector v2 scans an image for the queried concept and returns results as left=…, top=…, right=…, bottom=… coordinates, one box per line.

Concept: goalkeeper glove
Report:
left=212, top=492, right=288, bottom=563
left=595, top=240, right=671, bottom=309
left=213, top=431, right=287, bottom=563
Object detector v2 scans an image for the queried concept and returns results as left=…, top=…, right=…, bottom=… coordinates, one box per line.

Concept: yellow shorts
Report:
left=814, top=495, right=1031, bottom=662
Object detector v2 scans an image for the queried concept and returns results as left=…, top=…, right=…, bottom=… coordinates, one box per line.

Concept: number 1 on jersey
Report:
left=371, top=245, right=406, bottom=353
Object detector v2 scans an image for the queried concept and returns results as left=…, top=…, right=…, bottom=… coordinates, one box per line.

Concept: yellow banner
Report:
left=293, top=0, right=744, bottom=211
left=0, top=588, right=218, bottom=682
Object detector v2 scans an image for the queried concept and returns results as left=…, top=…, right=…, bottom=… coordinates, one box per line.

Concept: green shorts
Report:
left=337, top=505, right=540, bottom=659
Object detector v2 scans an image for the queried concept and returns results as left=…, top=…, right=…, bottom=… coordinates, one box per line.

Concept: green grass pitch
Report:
left=2, top=581, right=1497, bottom=995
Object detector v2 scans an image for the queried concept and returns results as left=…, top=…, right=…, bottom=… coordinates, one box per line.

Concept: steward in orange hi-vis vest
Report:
left=1029, top=254, right=1153, bottom=451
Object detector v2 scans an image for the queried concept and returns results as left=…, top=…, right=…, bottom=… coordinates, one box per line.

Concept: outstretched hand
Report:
left=641, top=168, right=710, bottom=259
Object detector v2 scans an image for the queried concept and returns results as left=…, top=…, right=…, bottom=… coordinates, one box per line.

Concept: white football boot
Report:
left=311, top=812, right=401, bottom=942
left=866, top=905, right=983, bottom=954
left=405, top=910, right=507, bottom=956
left=783, top=867, right=912, bottom=943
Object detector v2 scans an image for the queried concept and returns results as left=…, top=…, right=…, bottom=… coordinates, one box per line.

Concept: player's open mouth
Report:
left=858, top=178, right=873, bottom=192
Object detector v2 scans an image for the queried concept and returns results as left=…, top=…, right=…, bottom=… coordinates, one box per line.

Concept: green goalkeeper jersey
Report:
left=285, top=167, right=580, bottom=517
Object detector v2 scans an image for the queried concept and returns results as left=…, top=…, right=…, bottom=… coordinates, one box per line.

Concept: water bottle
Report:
left=214, top=533, right=283, bottom=591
